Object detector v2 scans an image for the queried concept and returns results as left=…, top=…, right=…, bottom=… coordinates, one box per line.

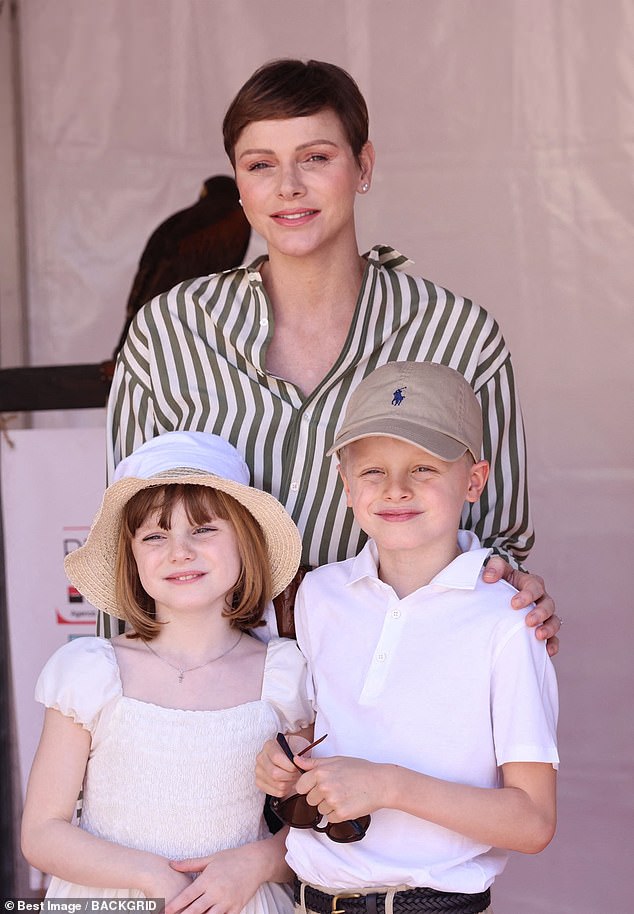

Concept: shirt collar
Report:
left=240, top=245, right=413, bottom=381
left=246, top=245, right=414, bottom=279
left=347, top=530, right=491, bottom=592
left=246, top=254, right=267, bottom=277
left=363, top=245, right=414, bottom=271
left=432, top=530, right=492, bottom=589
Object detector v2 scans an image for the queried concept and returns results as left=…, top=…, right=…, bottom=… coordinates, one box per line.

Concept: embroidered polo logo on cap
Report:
left=391, top=386, right=407, bottom=406
left=326, top=361, right=483, bottom=463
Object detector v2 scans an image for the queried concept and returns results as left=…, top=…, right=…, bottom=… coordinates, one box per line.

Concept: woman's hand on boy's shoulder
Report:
left=482, top=557, right=561, bottom=657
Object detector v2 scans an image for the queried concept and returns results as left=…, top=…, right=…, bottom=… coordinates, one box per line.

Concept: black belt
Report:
left=294, top=878, right=491, bottom=914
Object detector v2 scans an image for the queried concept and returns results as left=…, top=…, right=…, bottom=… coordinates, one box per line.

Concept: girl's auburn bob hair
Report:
left=115, top=484, right=272, bottom=641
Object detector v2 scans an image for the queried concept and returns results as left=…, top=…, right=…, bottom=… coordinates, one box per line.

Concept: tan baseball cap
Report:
left=327, top=361, right=482, bottom=462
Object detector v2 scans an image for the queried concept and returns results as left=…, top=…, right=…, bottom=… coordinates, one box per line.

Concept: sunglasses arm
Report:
left=275, top=732, right=328, bottom=772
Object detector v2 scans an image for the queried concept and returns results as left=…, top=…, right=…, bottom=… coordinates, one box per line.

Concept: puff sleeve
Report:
left=262, top=637, right=314, bottom=733
left=35, top=636, right=122, bottom=737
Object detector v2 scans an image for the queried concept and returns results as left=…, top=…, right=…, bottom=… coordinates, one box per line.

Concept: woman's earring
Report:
left=238, top=198, right=243, bottom=207
left=361, top=183, right=369, bottom=193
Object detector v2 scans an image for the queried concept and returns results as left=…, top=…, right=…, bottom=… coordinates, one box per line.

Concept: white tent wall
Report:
left=8, top=0, right=634, bottom=910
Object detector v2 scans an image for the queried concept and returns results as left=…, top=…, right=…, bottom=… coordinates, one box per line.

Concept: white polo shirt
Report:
left=286, top=531, right=559, bottom=893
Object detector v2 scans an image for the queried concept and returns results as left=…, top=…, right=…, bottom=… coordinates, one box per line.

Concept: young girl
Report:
left=22, top=431, right=312, bottom=912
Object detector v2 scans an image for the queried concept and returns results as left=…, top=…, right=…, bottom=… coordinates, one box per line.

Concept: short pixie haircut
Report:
left=223, top=58, right=369, bottom=165
left=115, top=484, right=271, bottom=641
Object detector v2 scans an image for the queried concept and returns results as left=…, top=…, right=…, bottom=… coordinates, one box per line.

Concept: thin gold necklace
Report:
left=143, top=631, right=243, bottom=683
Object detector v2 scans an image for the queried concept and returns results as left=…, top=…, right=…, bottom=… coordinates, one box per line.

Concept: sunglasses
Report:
left=269, top=732, right=371, bottom=843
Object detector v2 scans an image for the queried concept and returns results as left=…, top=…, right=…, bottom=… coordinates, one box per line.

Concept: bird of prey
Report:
left=113, top=175, right=251, bottom=357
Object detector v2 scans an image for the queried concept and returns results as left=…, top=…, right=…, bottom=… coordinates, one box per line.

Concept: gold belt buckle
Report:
left=331, top=893, right=362, bottom=914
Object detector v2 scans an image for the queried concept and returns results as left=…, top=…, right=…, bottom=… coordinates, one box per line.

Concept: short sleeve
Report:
left=35, top=636, right=122, bottom=733
left=491, top=620, right=559, bottom=769
left=262, top=637, right=314, bottom=732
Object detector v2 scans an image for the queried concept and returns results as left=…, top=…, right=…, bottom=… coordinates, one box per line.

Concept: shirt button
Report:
left=260, top=317, right=268, bottom=326
left=376, top=652, right=387, bottom=662
left=290, top=481, right=299, bottom=492
left=391, top=609, right=401, bottom=619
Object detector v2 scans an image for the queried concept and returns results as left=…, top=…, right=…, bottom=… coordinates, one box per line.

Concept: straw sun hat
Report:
left=64, top=432, right=302, bottom=618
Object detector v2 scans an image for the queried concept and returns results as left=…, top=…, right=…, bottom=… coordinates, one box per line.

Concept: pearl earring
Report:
left=238, top=198, right=243, bottom=207
left=361, top=183, right=369, bottom=193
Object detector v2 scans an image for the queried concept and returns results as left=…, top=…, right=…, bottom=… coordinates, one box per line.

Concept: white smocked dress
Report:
left=35, top=635, right=312, bottom=910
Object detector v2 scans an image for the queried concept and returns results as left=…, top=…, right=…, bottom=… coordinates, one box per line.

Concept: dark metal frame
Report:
left=0, top=362, right=113, bottom=413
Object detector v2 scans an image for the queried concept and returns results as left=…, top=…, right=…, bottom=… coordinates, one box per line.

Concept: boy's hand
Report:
left=293, top=754, right=382, bottom=822
left=482, top=557, right=561, bottom=657
left=255, top=735, right=308, bottom=797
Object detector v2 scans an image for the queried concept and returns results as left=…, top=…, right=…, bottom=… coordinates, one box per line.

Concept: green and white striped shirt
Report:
left=108, top=242, right=532, bottom=579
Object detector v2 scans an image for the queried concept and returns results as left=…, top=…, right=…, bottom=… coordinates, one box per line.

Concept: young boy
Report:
left=257, top=360, right=558, bottom=914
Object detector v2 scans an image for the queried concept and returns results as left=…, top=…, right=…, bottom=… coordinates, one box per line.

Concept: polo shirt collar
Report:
left=347, top=530, right=491, bottom=593
left=433, top=531, right=492, bottom=589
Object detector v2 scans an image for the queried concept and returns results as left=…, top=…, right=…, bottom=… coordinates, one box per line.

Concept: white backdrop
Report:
left=11, top=1, right=634, bottom=911
left=1, top=428, right=104, bottom=892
